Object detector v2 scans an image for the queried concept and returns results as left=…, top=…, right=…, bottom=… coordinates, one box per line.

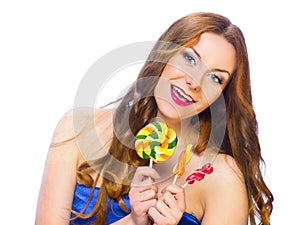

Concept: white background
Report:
left=1, top=0, right=299, bottom=224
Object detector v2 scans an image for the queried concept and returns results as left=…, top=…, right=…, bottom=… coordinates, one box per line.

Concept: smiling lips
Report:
left=170, top=85, right=196, bottom=106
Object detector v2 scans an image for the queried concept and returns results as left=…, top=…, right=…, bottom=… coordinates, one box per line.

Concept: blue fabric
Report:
left=70, top=183, right=200, bottom=225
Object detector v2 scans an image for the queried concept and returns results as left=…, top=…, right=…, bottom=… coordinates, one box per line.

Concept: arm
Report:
left=200, top=155, right=248, bottom=225
left=35, top=109, right=84, bottom=225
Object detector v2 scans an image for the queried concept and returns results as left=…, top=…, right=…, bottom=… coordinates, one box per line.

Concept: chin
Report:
left=158, top=108, right=180, bottom=120
left=156, top=102, right=179, bottom=120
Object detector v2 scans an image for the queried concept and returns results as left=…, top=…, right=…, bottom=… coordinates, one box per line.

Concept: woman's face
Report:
left=154, top=32, right=236, bottom=122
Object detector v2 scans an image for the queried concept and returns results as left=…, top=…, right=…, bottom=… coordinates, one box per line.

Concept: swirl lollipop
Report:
left=182, top=163, right=214, bottom=188
left=172, top=144, right=192, bottom=184
left=135, top=121, right=178, bottom=167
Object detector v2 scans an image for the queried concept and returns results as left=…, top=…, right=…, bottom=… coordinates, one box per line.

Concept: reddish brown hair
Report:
left=72, top=12, right=273, bottom=225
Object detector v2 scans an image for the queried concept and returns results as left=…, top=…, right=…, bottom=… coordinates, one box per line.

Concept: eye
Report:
left=183, top=53, right=196, bottom=65
left=208, top=72, right=223, bottom=84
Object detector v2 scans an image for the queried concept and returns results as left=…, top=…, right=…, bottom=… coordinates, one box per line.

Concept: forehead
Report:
left=192, top=32, right=236, bottom=75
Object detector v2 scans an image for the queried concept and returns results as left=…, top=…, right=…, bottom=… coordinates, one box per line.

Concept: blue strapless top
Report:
left=70, top=183, right=200, bottom=225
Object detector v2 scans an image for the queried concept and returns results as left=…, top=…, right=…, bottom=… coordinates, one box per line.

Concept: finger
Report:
left=155, top=199, right=172, bottom=217
left=135, top=188, right=158, bottom=202
left=129, top=186, right=158, bottom=206
left=162, top=184, right=186, bottom=211
left=131, top=199, right=157, bottom=216
left=143, top=199, right=157, bottom=212
left=131, top=182, right=158, bottom=194
left=131, top=167, right=160, bottom=186
left=148, top=206, right=165, bottom=224
left=141, top=198, right=157, bottom=211
left=162, top=184, right=185, bottom=200
left=162, top=191, right=177, bottom=209
left=162, top=184, right=182, bottom=193
left=149, top=202, right=177, bottom=225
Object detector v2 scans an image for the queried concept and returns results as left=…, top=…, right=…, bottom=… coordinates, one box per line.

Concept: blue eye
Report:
left=183, top=53, right=196, bottom=65
left=208, top=73, right=223, bottom=84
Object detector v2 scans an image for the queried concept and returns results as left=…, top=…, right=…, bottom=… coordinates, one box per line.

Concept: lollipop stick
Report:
left=147, top=158, right=154, bottom=182
left=182, top=182, right=188, bottom=188
left=149, top=158, right=153, bottom=168
left=172, top=174, right=178, bottom=184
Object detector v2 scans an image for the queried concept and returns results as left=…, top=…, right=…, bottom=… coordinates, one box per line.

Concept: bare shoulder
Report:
left=51, top=107, right=93, bottom=143
left=213, top=154, right=245, bottom=182
left=94, top=107, right=114, bottom=133
left=51, top=107, right=113, bottom=143
left=198, top=154, right=248, bottom=225
left=48, top=107, right=113, bottom=162
left=36, top=108, right=102, bottom=224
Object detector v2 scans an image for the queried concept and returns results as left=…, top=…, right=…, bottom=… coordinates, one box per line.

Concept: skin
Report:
left=35, top=33, right=248, bottom=225
left=131, top=33, right=247, bottom=225
left=154, top=32, right=235, bottom=128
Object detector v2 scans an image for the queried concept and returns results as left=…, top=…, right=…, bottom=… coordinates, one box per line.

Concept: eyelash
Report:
left=183, top=51, right=224, bottom=85
left=183, top=53, right=196, bottom=65
left=208, top=72, right=223, bottom=84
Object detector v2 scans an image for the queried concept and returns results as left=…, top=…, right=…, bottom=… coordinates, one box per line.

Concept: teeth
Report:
left=173, top=86, right=194, bottom=102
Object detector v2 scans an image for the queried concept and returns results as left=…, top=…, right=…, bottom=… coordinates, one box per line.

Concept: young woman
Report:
left=35, top=12, right=273, bottom=225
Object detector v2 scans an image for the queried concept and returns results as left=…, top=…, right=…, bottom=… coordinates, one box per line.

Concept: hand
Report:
left=148, top=184, right=186, bottom=225
left=129, top=166, right=160, bottom=225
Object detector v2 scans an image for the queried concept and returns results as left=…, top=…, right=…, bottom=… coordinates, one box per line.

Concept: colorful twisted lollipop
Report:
left=135, top=121, right=178, bottom=167
left=172, top=144, right=192, bottom=184
left=182, top=163, right=214, bottom=188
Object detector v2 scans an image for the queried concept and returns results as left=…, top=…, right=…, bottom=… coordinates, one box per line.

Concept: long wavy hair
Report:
left=70, top=12, right=273, bottom=225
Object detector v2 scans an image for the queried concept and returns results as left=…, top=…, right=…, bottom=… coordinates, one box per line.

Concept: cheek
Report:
left=207, top=88, right=223, bottom=103
left=154, top=75, right=173, bottom=108
left=199, top=82, right=224, bottom=106
left=161, top=64, right=181, bottom=79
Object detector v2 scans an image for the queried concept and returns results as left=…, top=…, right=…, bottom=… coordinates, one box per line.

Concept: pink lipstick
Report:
left=170, top=85, right=195, bottom=106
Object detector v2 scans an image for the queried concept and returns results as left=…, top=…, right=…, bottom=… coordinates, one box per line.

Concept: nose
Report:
left=185, top=75, right=201, bottom=92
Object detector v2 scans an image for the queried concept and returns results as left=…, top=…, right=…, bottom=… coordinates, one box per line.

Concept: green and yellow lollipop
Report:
left=135, top=121, right=178, bottom=167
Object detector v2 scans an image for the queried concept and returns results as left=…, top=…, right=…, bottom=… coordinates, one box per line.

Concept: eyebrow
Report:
left=190, top=47, right=231, bottom=77
left=190, top=47, right=202, bottom=60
